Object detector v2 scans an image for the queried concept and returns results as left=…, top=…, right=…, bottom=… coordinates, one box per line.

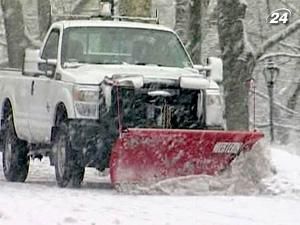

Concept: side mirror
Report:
left=193, top=57, right=223, bottom=83
left=207, top=57, right=223, bottom=83
left=23, top=48, right=42, bottom=76
left=23, top=49, right=58, bottom=78
left=38, top=59, right=57, bottom=78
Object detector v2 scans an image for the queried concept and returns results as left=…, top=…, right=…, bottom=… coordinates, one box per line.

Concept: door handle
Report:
left=31, top=81, right=35, bottom=95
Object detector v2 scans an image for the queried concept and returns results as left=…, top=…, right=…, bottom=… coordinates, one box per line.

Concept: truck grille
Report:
left=108, top=86, right=204, bottom=129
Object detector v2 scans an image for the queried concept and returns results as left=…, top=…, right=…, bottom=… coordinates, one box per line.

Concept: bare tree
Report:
left=38, top=0, right=51, bottom=40
left=217, top=0, right=255, bottom=130
left=1, top=0, right=50, bottom=68
left=287, top=38, right=300, bottom=115
left=255, top=20, right=300, bottom=60
left=1, top=0, right=25, bottom=68
left=72, top=0, right=88, bottom=14
left=174, top=0, right=190, bottom=45
left=188, top=0, right=210, bottom=64
left=119, top=0, right=152, bottom=17
left=217, top=0, right=300, bottom=130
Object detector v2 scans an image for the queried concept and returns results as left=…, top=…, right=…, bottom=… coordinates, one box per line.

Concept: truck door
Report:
left=28, top=29, right=60, bottom=143
left=7, top=74, right=32, bottom=141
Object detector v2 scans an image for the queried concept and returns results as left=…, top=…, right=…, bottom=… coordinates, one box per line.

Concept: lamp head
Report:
left=263, top=59, right=280, bottom=84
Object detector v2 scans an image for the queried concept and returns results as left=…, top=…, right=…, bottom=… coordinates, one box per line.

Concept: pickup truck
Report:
left=0, top=18, right=224, bottom=187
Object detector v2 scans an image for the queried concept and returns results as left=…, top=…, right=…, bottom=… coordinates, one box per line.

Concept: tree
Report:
left=37, top=0, right=51, bottom=40
left=217, top=0, right=300, bottom=130
left=286, top=38, right=300, bottom=137
left=174, top=0, right=190, bottom=46
left=1, top=0, right=51, bottom=68
left=188, top=0, right=210, bottom=64
left=174, top=0, right=210, bottom=64
left=119, top=0, right=152, bottom=17
left=1, top=0, right=25, bottom=68
left=217, top=0, right=255, bottom=130
left=22, top=0, right=51, bottom=48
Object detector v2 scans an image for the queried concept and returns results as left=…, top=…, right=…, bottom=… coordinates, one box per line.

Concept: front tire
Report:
left=53, top=122, right=85, bottom=187
left=2, top=115, right=29, bottom=182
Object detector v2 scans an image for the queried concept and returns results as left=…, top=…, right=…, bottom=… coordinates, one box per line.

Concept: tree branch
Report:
left=247, top=32, right=300, bottom=53
left=280, top=42, right=300, bottom=52
left=258, top=52, right=300, bottom=61
left=255, top=19, right=300, bottom=59
left=72, top=0, right=86, bottom=14
left=253, top=89, right=300, bottom=116
left=278, top=0, right=299, bottom=15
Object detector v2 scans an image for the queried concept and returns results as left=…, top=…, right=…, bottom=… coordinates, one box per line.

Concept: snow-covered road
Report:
left=0, top=146, right=300, bottom=225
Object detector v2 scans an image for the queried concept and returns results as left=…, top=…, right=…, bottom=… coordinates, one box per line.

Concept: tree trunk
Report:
left=188, top=0, right=210, bottom=64
left=287, top=37, right=300, bottom=111
left=286, top=0, right=300, bottom=113
left=188, top=0, right=203, bottom=64
left=1, top=0, right=25, bottom=68
left=119, top=0, right=152, bottom=17
left=174, top=0, right=190, bottom=46
left=37, top=0, right=51, bottom=40
left=287, top=83, right=300, bottom=112
left=72, top=0, right=87, bottom=14
left=286, top=37, right=300, bottom=120
left=217, top=0, right=255, bottom=130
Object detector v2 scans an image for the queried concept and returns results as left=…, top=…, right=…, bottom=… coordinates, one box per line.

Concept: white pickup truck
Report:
left=0, top=18, right=224, bottom=187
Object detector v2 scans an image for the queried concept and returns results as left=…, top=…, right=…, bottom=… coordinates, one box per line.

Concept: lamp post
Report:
left=263, top=59, right=280, bottom=143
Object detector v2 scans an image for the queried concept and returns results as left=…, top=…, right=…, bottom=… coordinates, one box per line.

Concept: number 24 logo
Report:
left=267, top=8, right=291, bottom=24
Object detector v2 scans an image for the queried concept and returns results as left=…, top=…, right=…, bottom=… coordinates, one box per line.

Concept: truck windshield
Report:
left=61, top=27, right=192, bottom=68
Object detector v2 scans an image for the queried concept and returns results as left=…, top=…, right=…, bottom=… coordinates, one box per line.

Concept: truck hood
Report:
left=62, top=64, right=201, bottom=85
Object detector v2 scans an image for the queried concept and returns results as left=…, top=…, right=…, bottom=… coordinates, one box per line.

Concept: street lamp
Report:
left=263, top=59, right=280, bottom=143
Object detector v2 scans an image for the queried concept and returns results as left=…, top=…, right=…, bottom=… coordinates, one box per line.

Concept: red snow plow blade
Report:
left=109, top=129, right=264, bottom=186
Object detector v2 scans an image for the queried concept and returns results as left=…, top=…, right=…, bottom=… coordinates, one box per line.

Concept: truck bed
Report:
left=0, top=68, right=28, bottom=146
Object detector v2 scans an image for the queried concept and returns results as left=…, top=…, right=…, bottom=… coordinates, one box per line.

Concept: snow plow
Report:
left=110, top=129, right=263, bottom=185
left=105, top=73, right=264, bottom=186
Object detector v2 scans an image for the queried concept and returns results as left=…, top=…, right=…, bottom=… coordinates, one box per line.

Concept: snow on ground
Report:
left=0, top=145, right=300, bottom=225
left=263, top=146, right=300, bottom=195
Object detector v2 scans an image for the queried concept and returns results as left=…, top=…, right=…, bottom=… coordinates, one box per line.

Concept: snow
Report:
left=263, top=146, right=300, bottom=195
left=1, top=145, right=300, bottom=225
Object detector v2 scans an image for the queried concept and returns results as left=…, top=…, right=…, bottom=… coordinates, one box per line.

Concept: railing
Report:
left=250, top=90, right=300, bottom=133
left=251, top=121, right=300, bottom=132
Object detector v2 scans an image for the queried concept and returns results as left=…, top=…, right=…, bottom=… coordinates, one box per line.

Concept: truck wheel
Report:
left=2, top=115, right=29, bottom=182
left=53, top=122, right=85, bottom=187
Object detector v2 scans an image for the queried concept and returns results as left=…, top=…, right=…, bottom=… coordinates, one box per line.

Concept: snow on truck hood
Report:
left=62, top=64, right=202, bottom=85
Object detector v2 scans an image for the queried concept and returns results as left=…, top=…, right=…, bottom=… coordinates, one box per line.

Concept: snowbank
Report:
left=263, top=146, right=300, bottom=195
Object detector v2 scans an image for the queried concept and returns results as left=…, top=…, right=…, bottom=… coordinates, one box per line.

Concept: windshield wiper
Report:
left=94, top=61, right=127, bottom=65
left=135, top=62, right=164, bottom=66
left=63, top=61, right=84, bottom=68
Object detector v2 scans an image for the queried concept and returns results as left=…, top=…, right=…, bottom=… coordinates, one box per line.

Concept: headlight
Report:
left=73, top=85, right=99, bottom=118
left=205, top=91, right=224, bottom=128
left=73, top=85, right=99, bottom=102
